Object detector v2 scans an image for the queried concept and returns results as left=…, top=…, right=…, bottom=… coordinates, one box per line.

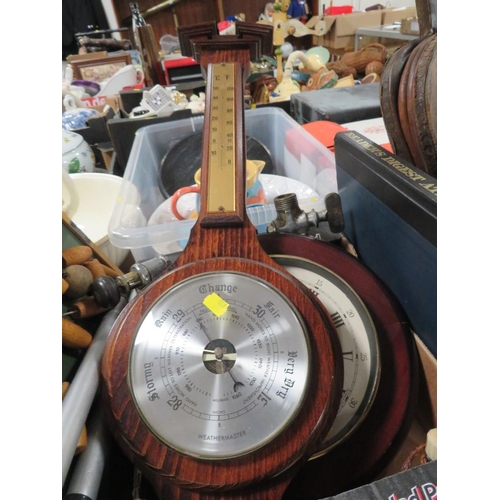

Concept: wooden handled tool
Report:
left=63, top=297, right=109, bottom=319
left=62, top=246, right=93, bottom=268
left=62, top=317, right=92, bottom=349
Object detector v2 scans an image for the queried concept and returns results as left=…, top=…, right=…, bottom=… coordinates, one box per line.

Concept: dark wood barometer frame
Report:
left=101, top=22, right=344, bottom=500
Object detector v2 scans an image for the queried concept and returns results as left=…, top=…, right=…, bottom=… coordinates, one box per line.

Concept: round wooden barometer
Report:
left=258, top=234, right=418, bottom=498
left=101, top=22, right=417, bottom=500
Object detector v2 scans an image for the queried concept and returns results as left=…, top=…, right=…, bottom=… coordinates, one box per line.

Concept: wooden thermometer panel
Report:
left=198, top=61, right=246, bottom=226
left=101, top=22, right=343, bottom=500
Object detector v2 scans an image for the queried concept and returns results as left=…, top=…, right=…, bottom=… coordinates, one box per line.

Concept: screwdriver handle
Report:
left=66, top=297, right=109, bottom=319
left=62, top=246, right=93, bottom=268
left=62, top=317, right=92, bottom=349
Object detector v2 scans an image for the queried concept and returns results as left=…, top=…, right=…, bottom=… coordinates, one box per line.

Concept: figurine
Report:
left=272, top=3, right=287, bottom=83
left=287, top=0, right=312, bottom=22
left=259, top=3, right=275, bottom=22
left=305, top=67, right=338, bottom=91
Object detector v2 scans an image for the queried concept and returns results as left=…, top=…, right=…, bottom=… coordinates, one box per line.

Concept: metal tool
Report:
left=267, top=191, right=345, bottom=236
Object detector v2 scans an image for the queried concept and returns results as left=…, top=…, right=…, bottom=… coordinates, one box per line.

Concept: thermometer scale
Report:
left=205, top=62, right=237, bottom=215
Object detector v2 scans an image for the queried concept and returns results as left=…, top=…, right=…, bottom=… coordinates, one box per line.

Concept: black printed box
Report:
left=334, top=131, right=437, bottom=357
left=327, top=461, right=437, bottom=500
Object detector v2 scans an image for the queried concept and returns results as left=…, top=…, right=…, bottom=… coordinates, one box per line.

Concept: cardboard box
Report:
left=310, top=10, right=383, bottom=49
left=381, top=6, right=417, bottom=25
left=72, top=106, right=116, bottom=146
left=401, top=16, right=420, bottom=35
left=369, top=333, right=436, bottom=485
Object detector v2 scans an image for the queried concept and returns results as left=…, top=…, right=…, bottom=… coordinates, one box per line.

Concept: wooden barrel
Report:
left=380, top=33, right=437, bottom=178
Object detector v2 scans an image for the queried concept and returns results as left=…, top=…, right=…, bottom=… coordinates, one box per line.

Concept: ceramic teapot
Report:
left=62, top=131, right=95, bottom=173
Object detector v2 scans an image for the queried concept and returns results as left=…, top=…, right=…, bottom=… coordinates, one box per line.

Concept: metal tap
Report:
left=266, top=192, right=344, bottom=236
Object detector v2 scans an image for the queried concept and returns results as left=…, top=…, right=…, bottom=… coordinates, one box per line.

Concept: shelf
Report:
left=355, top=24, right=419, bottom=51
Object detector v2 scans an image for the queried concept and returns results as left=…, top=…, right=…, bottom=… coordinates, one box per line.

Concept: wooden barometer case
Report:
left=258, top=234, right=418, bottom=499
left=101, top=22, right=344, bottom=500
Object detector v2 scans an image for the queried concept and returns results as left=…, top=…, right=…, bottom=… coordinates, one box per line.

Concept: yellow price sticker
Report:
left=203, top=293, right=229, bottom=317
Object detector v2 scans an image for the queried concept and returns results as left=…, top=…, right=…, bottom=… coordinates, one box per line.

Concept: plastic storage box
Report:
left=108, top=107, right=338, bottom=262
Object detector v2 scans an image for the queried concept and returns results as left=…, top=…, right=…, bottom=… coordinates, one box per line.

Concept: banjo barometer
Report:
left=101, top=22, right=344, bottom=499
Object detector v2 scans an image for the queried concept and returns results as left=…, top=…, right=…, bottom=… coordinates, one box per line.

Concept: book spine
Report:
left=336, top=130, right=437, bottom=198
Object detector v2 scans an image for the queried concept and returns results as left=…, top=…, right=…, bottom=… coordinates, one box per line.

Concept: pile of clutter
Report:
left=326, top=43, right=387, bottom=84
left=248, top=42, right=388, bottom=104
left=129, top=85, right=206, bottom=118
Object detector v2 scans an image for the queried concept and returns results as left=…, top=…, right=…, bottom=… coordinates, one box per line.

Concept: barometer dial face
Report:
left=128, top=271, right=311, bottom=459
left=272, top=256, right=380, bottom=455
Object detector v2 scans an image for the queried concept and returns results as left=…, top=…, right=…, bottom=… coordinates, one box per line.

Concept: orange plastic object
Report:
left=301, top=121, right=349, bottom=152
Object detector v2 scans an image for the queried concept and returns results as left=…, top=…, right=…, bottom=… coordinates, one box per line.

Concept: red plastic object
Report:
left=323, top=5, right=354, bottom=15
left=161, top=56, right=200, bottom=85
left=217, top=20, right=233, bottom=32
left=301, top=121, right=348, bottom=152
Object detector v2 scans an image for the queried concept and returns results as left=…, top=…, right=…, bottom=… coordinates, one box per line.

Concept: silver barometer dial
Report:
left=129, top=271, right=311, bottom=459
left=272, top=256, right=380, bottom=454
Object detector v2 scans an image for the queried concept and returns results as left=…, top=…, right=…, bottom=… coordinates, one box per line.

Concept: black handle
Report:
left=325, top=193, right=345, bottom=234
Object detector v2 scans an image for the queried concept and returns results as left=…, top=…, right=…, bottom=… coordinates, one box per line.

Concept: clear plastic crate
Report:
left=108, top=107, right=338, bottom=262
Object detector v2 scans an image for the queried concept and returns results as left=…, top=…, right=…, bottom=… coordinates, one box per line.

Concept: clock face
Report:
left=272, top=256, right=380, bottom=455
left=258, top=234, right=417, bottom=498
left=128, top=271, right=311, bottom=459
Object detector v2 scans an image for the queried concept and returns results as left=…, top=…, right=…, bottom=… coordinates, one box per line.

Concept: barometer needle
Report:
left=228, top=371, right=244, bottom=392
left=197, top=318, right=215, bottom=343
